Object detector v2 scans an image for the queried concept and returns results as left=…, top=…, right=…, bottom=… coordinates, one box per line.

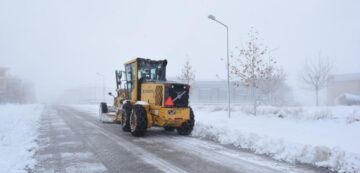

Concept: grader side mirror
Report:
left=108, top=92, right=115, bottom=98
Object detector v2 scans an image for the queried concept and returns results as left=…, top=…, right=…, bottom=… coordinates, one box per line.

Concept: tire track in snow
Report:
left=144, top=135, right=283, bottom=173
left=66, top=109, right=188, bottom=173
left=66, top=105, right=330, bottom=173
left=148, top=135, right=328, bottom=173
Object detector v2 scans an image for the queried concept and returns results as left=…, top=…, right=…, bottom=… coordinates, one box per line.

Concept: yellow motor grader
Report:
left=99, top=58, right=195, bottom=137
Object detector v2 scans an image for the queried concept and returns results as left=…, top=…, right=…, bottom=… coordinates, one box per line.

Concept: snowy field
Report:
left=0, top=104, right=44, bottom=173
left=73, top=104, right=360, bottom=173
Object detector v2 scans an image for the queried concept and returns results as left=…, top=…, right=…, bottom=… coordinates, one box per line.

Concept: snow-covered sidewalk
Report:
left=192, top=105, right=360, bottom=173
left=0, top=104, right=44, bottom=173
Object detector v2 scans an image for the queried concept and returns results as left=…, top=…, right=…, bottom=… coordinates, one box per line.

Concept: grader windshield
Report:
left=137, top=59, right=167, bottom=82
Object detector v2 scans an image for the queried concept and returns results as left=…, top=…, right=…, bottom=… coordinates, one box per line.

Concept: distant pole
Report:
left=208, top=14, right=231, bottom=119
left=97, top=73, right=105, bottom=102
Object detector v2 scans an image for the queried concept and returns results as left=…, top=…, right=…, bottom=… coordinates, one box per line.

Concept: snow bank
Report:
left=0, top=104, right=44, bottom=173
left=338, top=94, right=360, bottom=106
left=194, top=104, right=360, bottom=124
left=192, top=105, right=360, bottom=173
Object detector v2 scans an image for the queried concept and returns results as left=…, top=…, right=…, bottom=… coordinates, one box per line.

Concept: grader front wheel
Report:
left=130, top=105, right=147, bottom=137
left=120, top=110, right=130, bottom=132
left=121, top=103, right=132, bottom=132
left=176, top=108, right=195, bottom=136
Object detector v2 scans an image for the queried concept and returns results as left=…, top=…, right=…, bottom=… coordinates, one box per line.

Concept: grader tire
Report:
left=99, top=102, right=108, bottom=122
left=100, top=102, right=108, bottom=113
left=130, top=105, right=147, bottom=137
left=176, top=108, right=195, bottom=136
left=121, top=102, right=132, bottom=132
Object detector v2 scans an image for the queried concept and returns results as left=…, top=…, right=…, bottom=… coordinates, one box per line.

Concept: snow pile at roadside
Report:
left=194, top=104, right=360, bottom=124
left=338, top=94, right=360, bottom=105
left=192, top=105, right=360, bottom=173
left=0, top=104, right=44, bottom=173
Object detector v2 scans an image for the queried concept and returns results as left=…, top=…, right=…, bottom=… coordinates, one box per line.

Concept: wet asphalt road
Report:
left=32, top=106, right=332, bottom=173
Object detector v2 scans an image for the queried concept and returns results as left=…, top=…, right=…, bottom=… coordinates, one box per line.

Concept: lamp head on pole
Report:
left=208, top=14, right=216, bottom=21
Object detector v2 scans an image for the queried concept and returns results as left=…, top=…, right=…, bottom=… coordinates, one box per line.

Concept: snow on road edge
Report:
left=192, top=107, right=360, bottom=173
left=0, top=104, right=44, bottom=173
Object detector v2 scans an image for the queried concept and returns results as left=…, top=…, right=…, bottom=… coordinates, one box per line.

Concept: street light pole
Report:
left=208, top=14, right=231, bottom=119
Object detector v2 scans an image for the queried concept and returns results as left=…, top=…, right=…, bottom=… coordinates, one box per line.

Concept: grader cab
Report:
left=99, top=58, right=195, bottom=137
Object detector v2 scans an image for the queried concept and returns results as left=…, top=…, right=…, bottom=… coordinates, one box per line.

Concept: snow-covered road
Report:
left=32, top=105, right=330, bottom=173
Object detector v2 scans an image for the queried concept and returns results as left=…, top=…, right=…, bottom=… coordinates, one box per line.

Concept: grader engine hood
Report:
left=164, top=83, right=190, bottom=107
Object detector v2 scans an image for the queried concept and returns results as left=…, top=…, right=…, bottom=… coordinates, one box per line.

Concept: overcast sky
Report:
left=1, top=0, right=359, bottom=103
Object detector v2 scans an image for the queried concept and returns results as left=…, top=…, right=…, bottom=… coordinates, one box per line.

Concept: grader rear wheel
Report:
left=176, top=108, right=195, bottom=136
left=130, top=105, right=147, bottom=137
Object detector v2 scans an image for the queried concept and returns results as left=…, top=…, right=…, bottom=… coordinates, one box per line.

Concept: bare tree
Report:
left=301, top=56, right=333, bottom=106
left=230, top=28, right=275, bottom=115
left=259, top=67, right=288, bottom=105
left=178, top=59, right=195, bottom=86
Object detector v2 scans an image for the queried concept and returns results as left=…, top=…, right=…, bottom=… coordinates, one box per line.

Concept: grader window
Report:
left=138, top=60, right=166, bottom=81
left=125, top=63, right=135, bottom=98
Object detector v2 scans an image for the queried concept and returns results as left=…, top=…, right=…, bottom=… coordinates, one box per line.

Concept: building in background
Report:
left=327, top=73, right=360, bottom=105
left=60, top=80, right=294, bottom=106
left=190, top=81, right=251, bottom=104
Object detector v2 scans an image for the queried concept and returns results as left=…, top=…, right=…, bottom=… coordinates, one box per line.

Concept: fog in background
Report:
left=1, top=0, right=359, bottom=104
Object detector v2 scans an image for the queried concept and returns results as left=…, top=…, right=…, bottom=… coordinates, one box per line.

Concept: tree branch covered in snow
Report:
left=230, top=28, right=280, bottom=114
left=178, top=59, right=195, bottom=85
left=301, top=55, right=333, bottom=106
left=258, top=67, right=293, bottom=106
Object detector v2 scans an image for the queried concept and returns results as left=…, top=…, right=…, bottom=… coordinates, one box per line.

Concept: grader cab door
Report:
left=125, top=61, right=138, bottom=102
